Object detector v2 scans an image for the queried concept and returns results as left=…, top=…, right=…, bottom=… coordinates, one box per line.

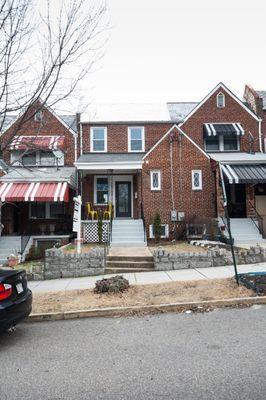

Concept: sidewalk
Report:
left=28, top=262, right=266, bottom=294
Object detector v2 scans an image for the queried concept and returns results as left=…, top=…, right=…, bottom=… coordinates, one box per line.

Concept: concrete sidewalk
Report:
left=28, top=262, right=266, bottom=294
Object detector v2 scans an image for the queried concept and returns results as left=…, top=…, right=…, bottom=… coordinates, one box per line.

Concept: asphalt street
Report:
left=0, top=306, right=265, bottom=400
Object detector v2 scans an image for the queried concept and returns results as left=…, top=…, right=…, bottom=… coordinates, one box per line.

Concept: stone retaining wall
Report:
left=153, top=246, right=266, bottom=271
left=43, top=247, right=105, bottom=279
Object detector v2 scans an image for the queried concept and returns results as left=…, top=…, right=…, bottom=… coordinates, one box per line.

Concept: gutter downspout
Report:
left=80, top=122, right=83, bottom=155
left=219, top=163, right=239, bottom=285
left=258, top=119, right=263, bottom=152
left=74, top=134, right=77, bottom=163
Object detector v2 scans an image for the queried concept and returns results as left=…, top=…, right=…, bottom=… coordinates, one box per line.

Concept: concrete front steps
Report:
left=111, top=219, right=147, bottom=247
left=222, top=218, right=266, bottom=245
left=105, top=255, right=154, bottom=274
left=0, top=236, right=21, bottom=265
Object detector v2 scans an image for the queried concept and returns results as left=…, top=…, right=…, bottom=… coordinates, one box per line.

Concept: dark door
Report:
left=115, top=181, right=131, bottom=218
left=225, top=184, right=246, bottom=218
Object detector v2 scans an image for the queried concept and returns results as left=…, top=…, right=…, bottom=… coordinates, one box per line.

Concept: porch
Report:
left=75, top=153, right=147, bottom=246
left=213, top=153, right=266, bottom=243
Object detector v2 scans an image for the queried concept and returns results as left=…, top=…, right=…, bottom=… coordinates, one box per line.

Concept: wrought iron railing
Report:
left=140, top=202, right=146, bottom=242
left=248, top=201, right=264, bottom=237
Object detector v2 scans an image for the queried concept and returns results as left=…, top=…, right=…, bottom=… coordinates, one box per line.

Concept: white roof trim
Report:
left=75, top=161, right=143, bottom=171
left=179, top=82, right=261, bottom=125
left=1, top=101, right=77, bottom=136
left=143, top=124, right=210, bottom=160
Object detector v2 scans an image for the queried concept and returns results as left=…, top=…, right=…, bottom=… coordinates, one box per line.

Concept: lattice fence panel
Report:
left=82, top=221, right=109, bottom=243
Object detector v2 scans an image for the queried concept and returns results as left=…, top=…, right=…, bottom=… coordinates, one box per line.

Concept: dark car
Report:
left=0, top=268, right=32, bottom=332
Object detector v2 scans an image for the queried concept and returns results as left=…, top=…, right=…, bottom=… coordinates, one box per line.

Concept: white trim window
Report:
left=94, top=176, right=109, bottom=205
left=90, top=127, right=107, bottom=152
left=150, top=170, right=161, bottom=191
left=149, top=224, right=169, bottom=239
left=128, top=127, right=145, bottom=152
left=192, top=170, right=202, bottom=191
left=217, top=92, right=225, bottom=108
left=29, top=202, right=65, bottom=219
left=10, top=150, right=64, bottom=166
left=34, top=110, right=43, bottom=122
left=205, top=135, right=240, bottom=152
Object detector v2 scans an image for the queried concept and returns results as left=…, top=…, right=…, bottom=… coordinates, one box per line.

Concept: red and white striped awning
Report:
left=0, top=182, right=69, bottom=202
left=9, top=135, right=65, bottom=150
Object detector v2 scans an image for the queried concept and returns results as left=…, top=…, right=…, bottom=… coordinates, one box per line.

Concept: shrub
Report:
left=98, top=217, right=103, bottom=243
left=25, top=246, right=44, bottom=261
left=153, top=212, right=162, bottom=242
left=94, top=275, right=129, bottom=294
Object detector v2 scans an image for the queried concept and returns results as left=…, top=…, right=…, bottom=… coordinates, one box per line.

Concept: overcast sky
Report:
left=83, top=0, right=266, bottom=104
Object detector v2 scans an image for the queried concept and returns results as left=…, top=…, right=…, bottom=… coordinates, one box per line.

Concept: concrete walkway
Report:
left=28, top=262, right=266, bottom=294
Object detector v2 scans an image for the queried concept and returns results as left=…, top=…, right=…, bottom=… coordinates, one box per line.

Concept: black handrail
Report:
left=140, top=202, right=146, bottom=242
left=248, top=200, right=264, bottom=237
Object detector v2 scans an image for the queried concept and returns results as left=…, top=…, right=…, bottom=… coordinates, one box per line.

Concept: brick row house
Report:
left=75, top=83, right=266, bottom=246
left=0, top=104, right=78, bottom=260
left=1, top=82, right=266, bottom=258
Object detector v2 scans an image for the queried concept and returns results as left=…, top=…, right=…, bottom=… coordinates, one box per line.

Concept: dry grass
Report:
left=63, top=244, right=102, bottom=254
left=149, top=241, right=207, bottom=253
left=32, top=278, right=254, bottom=314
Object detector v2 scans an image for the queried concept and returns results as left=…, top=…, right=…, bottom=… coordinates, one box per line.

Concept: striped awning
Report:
left=9, top=135, right=65, bottom=150
left=204, top=123, right=244, bottom=137
left=221, top=164, right=266, bottom=184
left=0, top=182, right=69, bottom=202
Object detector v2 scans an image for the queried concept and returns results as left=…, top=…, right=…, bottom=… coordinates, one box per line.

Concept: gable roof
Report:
left=143, top=124, right=209, bottom=160
left=0, top=105, right=77, bottom=136
left=167, top=102, right=198, bottom=122
left=179, top=82, right=261, bottom=125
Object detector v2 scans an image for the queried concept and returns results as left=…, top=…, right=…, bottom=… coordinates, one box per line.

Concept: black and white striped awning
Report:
left=221, top=164, right=266, bottom=184
left=204, top=123, right=244, bottom=137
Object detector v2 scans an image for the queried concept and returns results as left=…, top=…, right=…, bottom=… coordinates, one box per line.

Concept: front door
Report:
left=225, top=183, right=246, bottom=218
left=115, top=181, right=132, bottom=218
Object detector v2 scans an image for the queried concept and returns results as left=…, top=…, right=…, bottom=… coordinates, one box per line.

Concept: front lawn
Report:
left=62, top=243, right=103, bottom=254
left=32, top=278, right=254, bottom=314
left=149, top=241, right=207, bottom=253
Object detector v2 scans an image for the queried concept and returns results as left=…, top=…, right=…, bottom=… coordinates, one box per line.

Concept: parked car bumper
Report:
left=0, top=289, right=32, bottom=332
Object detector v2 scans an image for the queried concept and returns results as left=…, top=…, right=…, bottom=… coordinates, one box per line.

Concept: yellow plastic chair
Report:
left=86, top=202, right=98, bottom=220
left=103, top=203, right=113, bottom=220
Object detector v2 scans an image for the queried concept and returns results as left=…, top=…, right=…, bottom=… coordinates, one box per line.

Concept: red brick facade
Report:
left=1, top=103, right=77, bottom=166
left=81, top=123, right=172, bottom=153
left=79, top=84, right=262, bottom=239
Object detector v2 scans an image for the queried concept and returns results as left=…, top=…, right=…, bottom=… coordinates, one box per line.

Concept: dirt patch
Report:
left=149, top=241, right=207, bottom=253
left=32, top=278, right=254, bottom=314
left=62, top=244, right=102, bottom=254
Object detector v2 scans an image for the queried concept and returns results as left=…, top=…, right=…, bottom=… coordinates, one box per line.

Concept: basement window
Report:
left=149, top=224, right=169, bottom=239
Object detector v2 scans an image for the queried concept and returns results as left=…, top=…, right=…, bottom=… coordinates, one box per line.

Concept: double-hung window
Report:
left=205, top=135, right=239, bottom=152
left=90, top=127, right=107, bottom=152
left=150, top=170, right=161, bottom=190
left=30, top=202, right=65, bottom=219
left=94, top=176, right=109, bottom=205
left=128, top=127, right=144, bottom=152
left=192, top=170, right=202, bottom=191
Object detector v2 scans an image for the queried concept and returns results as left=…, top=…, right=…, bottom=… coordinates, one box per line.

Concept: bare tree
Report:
left=0, top=0, right=107, bottom=150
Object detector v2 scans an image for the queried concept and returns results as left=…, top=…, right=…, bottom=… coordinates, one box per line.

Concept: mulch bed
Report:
left=239, top=273, right=266, bottom=296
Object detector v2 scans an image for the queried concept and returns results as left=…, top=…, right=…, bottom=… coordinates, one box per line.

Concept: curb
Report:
left=28, top=296, right=266, bottom=323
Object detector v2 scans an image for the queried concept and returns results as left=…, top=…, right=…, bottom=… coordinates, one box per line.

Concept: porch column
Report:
left=246, top=184, right=256, bottom=218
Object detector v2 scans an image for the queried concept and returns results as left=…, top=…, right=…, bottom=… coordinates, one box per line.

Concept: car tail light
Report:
left=0, top=283, right=12, bottom=301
